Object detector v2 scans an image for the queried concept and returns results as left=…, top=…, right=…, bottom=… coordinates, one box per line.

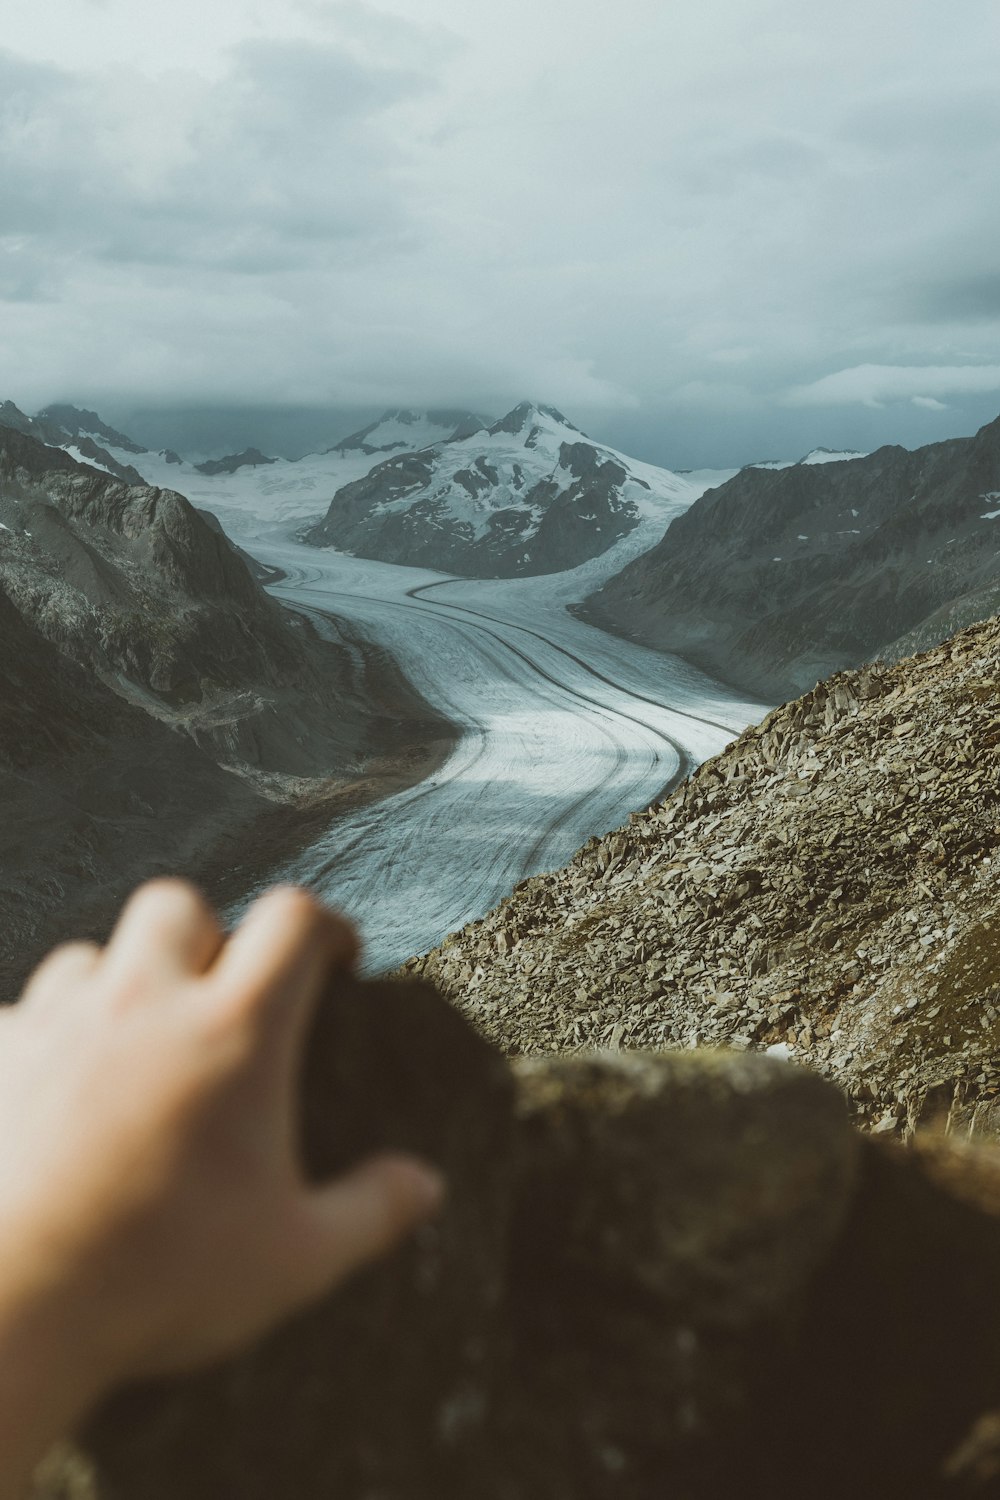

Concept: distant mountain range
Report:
left=748, top=447, right=870, bottom=472
left=584, top=413, right=1000, bottom=700
left=5, top=399, right=699, bottom=579
left=8, top=405, right=502, bottom=539
left=10, top=394, right=1000, bottom=707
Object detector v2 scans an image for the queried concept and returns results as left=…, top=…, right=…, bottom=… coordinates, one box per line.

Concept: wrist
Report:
left=0, top=1239, right=122, bottom=1496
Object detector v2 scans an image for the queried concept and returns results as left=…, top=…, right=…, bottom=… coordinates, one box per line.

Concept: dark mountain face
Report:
left=0, top=425, right=394, bottom=776
left=36, top=403, right=147, bottom=454
left=0, top=577, right=265, bottom=992
left=195, top=447, right=277, bottom=476
left=0, top=427, right=454, bottom=989
left=0, top=399, right=145, bottom=484
left=583, top=414, right=1000, bottom=701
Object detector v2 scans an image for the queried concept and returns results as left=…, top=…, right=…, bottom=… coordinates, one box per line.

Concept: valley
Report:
left=222, top=519, right=763, bottom=971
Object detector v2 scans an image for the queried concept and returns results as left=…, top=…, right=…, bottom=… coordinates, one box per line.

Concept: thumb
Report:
left=294, top=1154, right=446, bottom=1298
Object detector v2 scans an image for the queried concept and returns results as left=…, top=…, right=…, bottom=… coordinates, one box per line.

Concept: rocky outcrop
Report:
left=33, top=971, right=1000, bottom=1498
left=306, top=402, right=693, bottom=577
left=584, top=412, right=1000, bottom=700
left=36, top=404, right=147, bottom=455
left=0, top=424, right=449, bottom=777
left=405, top=612, right=1000, bottom=1141
left=195, top=448, right=276, bottom=476
left=1, top=401, right=146, bottom=484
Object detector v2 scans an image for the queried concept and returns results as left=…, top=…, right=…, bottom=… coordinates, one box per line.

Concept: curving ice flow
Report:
left=213, top=492, right=767, bottom=975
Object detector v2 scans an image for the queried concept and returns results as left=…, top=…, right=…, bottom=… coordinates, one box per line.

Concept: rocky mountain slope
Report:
left=0, top=423, right=378, bottom=775
left=0, top=424, right=453, bottom=990
left=584, top=412, right=1000, bottom=701
left=0, top=577, right=269, bottom=994
left=305, top=401, right=695, bottom=577
left=405, top=611, right=1000, bottom=1143
left=195, top=447, right=276, bottom=476
left=0, top=400, right=146, bottom=484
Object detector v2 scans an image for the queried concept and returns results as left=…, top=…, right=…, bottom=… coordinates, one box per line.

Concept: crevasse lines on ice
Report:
left=403, top=581, right=744, bottom=739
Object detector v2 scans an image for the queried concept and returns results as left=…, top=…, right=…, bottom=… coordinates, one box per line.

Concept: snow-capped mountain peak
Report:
left=748, top=446, right=870, bottom=472
left=306, top=401, right=697, bottom=578
left=800, top=447, right=869, bottom=465
left=486, top=401, right=584, bottom=442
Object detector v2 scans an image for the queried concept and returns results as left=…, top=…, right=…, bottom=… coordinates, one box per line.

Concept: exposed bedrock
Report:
left=40, top=975, right=1000, bottom=1500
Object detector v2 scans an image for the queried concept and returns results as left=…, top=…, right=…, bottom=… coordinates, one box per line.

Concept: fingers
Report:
left=19, top=940, right=101, bottom=1009
left=103, top=881, right=223, bottom=988
left=209, top=888, right=359, bottom=1033
left=293, top=1154, right=446, bottom=1297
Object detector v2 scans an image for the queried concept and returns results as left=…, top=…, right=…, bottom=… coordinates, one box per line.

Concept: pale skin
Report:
left=0, top=880, right=445, bottom=1500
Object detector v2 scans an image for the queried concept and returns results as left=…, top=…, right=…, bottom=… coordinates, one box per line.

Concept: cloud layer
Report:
left=3, top=0, right=1000, bottom=465
left=787, top=366, right=1000, bottom=409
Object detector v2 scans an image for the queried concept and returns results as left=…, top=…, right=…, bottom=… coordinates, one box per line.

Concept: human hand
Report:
left=0, top=881, right=444, bottom=1494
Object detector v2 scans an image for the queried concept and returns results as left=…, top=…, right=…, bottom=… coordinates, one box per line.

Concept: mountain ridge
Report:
left=583, top=411, right=1000, bottom=700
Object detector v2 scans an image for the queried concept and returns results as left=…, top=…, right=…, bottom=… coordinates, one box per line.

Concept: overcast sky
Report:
left=3, top=0, right=1000, bottom=466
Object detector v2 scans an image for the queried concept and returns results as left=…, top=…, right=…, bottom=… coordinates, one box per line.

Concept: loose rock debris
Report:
left=404, top=615, right=1000, bottom=1140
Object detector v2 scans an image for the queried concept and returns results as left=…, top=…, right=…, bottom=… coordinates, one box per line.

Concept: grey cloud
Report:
left=838, top=87, right=1000, bottom=157
left=676, top=133, right=827, bottom=197
left=0, top=39, right=431, bottom=278
left=785, top=365, right=1000, bottom=409
left=909, top=274, right=1000, bottom=325
left=5, top=0, right=1000, bottom=470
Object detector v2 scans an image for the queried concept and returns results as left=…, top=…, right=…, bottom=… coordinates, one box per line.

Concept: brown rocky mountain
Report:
left=405, top=611, right=1000, bottom=1143
left=583, top=411, right=1000, bottom=701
